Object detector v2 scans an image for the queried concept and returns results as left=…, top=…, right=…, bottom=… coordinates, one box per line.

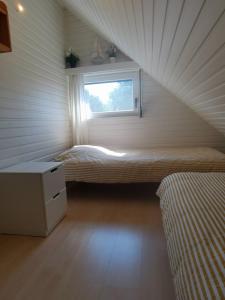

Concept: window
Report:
left=83, top=70, right=140, bottom=118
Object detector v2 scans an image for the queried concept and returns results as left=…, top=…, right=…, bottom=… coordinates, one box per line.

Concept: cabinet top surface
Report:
left=0, top=162, right=63, bottom=174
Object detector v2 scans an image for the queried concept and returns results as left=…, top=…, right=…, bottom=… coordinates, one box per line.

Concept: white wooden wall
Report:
left=88, top=72, right=225, bottom=150
left=0, top=0, right=70, bottom=169
left=64, top=9, right=225, bottom=151
left=63, top=0, right=225, bottom=141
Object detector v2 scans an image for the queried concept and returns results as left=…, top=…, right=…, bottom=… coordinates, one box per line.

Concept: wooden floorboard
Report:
left=0, top=183, right=175, bottom=300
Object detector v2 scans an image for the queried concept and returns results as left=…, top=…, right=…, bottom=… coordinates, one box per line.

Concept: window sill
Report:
left=65, top=61, right=140, bottom=76
left=90, top=110, right=139, bottom=119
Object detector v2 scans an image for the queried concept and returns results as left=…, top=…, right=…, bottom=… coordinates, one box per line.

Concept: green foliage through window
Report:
left=84, top=80, right=134, bottom=113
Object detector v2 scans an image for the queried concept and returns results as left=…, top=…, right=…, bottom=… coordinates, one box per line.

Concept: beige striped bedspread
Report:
left=55, top=145, right=225, bottom=183
left=157, top=172, right=225, bottom=300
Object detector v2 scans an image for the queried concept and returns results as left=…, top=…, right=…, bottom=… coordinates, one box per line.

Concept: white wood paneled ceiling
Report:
left=62, top=0, right=225, bottom=137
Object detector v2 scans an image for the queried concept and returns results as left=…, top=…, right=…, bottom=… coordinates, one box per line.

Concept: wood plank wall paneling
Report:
left=64, top=9, right=225, bottom=151
left=0, top=0, right=71, bottom=169
left=62, top=0, right=225, bottom=142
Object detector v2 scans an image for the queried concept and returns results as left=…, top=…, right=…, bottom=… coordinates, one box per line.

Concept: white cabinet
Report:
left=0, top=162, right=67, bottom=237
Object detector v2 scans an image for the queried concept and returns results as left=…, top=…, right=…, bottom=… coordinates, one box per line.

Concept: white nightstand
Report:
left=0, top=162, right=67, bottom=237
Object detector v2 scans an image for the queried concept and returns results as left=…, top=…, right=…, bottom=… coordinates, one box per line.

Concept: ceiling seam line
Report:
left=173, top=7, right=225, bottom=84
left=177, top=42, right=225, bottom=95
left=165, top=0, right=206, bottom=85
left=157, top=0, right=169, bottom=77
left=161, top=0, right=186, bottom=82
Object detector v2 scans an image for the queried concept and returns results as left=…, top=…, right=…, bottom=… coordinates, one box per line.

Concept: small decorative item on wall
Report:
left=65, top=48, right=80, bottom=68
left=91, top=38, right=105, bottom=65
left=0, top=1, right=12, bottom=53
left=107, top=44, right=117, bottom=63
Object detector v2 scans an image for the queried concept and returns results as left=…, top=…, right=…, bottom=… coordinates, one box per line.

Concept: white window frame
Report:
left=83, top=69, right=141, bottom=118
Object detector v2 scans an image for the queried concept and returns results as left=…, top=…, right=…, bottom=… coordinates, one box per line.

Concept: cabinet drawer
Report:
left=42, top=164, right=65, bottom=201
left=46, top=188, right=67, bottom=233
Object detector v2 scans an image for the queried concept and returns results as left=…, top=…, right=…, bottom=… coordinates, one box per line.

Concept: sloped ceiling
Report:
left=62, top=0, right=225, bottom=137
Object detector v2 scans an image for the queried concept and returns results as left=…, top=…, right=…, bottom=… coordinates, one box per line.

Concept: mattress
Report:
left=157, top=172, right=225, bottom=300
left=55, top=145, right=225, bottom=183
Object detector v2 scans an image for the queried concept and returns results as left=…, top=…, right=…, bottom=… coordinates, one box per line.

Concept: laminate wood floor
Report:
left=0, top=183, right=175, bottom=300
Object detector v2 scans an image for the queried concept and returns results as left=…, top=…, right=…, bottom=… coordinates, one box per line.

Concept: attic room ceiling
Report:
left=62, top=0, right=225, bottom=138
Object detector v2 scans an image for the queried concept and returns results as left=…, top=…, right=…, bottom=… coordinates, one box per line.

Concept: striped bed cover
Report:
left=157, top=172, right=225, bottom=300
left=55, top=145, right=225, bottom=183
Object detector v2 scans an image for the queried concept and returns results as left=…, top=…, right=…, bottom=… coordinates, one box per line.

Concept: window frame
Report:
left=82, top=70, right=141, bottom=118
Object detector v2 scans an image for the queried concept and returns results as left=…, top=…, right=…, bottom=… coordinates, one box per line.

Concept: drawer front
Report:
left=42, top=164, right=65, bottom=202
left=46, top=188, right=67, bottom=233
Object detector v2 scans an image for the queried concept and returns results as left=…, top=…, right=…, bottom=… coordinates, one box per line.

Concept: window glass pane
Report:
left=84, top=80, right=134, bottom=113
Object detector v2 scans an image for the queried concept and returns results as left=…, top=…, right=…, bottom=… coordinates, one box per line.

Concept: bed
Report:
left=55, top=145, right=225, bottom=183
left=157, top=172, right=225, bottom=300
